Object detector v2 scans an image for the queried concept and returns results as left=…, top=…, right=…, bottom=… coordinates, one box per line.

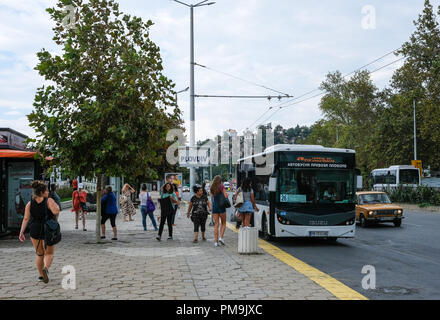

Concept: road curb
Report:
left=395, top=203, right=440, bottom=213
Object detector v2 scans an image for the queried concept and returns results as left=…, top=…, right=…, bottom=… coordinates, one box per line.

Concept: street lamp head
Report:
left=173, top=0, right=215, bottom=7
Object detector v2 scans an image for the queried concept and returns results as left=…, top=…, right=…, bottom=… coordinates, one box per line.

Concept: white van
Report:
left=371, top=165, right=421, bottom=191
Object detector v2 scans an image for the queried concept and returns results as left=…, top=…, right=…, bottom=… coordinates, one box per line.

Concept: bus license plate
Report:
left=309, top=231, right=329, bottom=237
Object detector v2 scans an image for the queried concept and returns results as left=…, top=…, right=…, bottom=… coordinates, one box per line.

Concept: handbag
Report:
left=217, top=192, right=231, bottom=211
left=119, top=194, right=128, bottom=205
left=234, top=190, right=244, bottom=208
left=44, top=198, right=62, bottom=248
left=146, top=193, right=156, bottom=213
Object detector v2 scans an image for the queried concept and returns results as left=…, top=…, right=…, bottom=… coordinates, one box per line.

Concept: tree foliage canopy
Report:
left=306, top=0, right=440, bottom=178
left=28, top=0, right=182, bottom=181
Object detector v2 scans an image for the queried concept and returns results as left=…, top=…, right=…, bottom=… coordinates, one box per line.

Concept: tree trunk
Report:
left=96, top=174, right=103, bottom=243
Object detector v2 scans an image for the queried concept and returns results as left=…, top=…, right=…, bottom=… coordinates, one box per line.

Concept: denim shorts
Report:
left=238, top=201, right=254, bottom=213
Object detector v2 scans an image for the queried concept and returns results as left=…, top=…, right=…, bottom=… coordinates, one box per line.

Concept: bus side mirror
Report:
left=269, top=177, right=277, bottom=192
left=357, top=176, right=363, bottom=190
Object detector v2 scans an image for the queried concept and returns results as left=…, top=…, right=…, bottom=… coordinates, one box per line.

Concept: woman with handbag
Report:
left=156, top=183, right=178, bottom=241
left=210, top=175, right=230, bottom=247
left=187, top=185, right=212, bottom=243
left=235, top=178, right=259, bottom=227
left=19, top=181, right=60, bottom=283
left=72, top=183, right=88, bottom=231
left=139, top=184, right=158, bottom=231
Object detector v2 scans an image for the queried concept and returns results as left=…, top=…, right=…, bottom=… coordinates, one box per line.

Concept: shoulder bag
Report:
left=217, top=191, right=231, bottom=211
left=146, top=192, right=156, bottom=213
left=234, top=188, right=244, bottom=208
left=44, top=198, right=62, bottom=248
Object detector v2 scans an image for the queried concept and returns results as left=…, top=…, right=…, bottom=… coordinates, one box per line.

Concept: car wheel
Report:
left=394, top=219, right=402, bottom=227
left=360, top=215, right=369, bottom=228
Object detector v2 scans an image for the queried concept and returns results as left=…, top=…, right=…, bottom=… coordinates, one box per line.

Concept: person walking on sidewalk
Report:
left=139, top=184, right=158, bottom=231
left=49, top=183, right=61, bottom=211
left=187, top=185, right=212, bottom=243
left=156, top=183, right=178, bottom=241
left=235, top=178, right=259, bottom=227
left=101, top=186, right=119, bottom=240
left=121, top=183, right=136, bottom=222
left=210, top=176, right=229, bottom=247
left=72, top=178, right=78, bottom=192
left=72, top=183, right=87, bottom=231
left=171, top=183, right=180, bottom=227
left=19, top=181, right=60, bottom=283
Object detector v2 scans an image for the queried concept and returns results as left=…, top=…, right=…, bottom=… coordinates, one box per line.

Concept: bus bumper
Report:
left=277, top=225, right=356, bottom=238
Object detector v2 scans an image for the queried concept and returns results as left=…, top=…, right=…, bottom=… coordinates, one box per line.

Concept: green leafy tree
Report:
left=390, top=0, right=440, bottom=170
left=28, top=0, right=182, bottom=242
left=306, top=70, right=383, bottom=178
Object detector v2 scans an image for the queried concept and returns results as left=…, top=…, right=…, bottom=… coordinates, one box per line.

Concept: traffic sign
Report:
left=178, top=146, right=210, bottom=168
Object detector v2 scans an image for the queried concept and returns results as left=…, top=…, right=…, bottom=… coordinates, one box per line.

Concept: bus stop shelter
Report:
left=0, top=128, right=47, bottom=236
left=0, top=150, right=46, bottom=236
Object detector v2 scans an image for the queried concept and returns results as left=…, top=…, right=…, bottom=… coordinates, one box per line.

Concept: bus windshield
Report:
left=372, top=170, right=397, bottom=185
left=400, top=169, right=419, bottom=184
left=277, top=168, right=355, bottom=205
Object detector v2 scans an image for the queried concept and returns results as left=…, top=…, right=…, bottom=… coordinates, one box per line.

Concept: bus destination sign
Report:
left=284, top=155, right=351, bottom=169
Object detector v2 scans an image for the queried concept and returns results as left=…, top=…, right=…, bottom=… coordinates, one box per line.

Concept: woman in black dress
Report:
left=19, top=181, right=60, bottom=283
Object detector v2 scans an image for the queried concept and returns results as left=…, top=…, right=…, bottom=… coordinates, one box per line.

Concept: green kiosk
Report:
left=0, top=128, right=44, bottom=236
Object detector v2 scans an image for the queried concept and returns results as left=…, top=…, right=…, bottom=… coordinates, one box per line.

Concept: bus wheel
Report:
left=394, top=219, right=402, bottom=227
left=360, top=215, right=369, bottom=228
left=261, top=217, right=272, bottom=241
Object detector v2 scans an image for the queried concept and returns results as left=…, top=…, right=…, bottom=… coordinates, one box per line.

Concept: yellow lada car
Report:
left=356, top=191, right=404, bottom=227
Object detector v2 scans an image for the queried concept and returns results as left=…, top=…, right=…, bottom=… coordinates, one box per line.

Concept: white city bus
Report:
left=371, top=165, right=421, bottom=191
left=236, top=144, right=361, bottom=241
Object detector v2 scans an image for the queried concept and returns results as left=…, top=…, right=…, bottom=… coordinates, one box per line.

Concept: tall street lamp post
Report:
left=173, top=0, right=216, bottom=192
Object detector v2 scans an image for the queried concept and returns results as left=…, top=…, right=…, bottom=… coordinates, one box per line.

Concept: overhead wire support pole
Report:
left=173, top=0, right=216, bottom=194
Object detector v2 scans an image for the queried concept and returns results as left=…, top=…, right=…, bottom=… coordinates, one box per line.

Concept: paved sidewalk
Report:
left=0, top=203, right=336, bottom=300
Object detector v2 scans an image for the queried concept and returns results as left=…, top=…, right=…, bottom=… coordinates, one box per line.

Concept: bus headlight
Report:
left=398, top=210, right=402, bottom=215
left=369, top=211, right=374, bottom=216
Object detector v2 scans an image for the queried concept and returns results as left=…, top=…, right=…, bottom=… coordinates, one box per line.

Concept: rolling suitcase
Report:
left=238, top=227, right=258, bottom=254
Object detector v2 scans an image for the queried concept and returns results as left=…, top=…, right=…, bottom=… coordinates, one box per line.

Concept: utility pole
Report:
left=174, top=0, right=216, bottom=193
left=414, top=99, right=417, bottom=161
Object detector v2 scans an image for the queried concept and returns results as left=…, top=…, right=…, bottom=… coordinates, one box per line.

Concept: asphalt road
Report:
left=267, top=209, right=440, bottom=300
left=182, top=192, right=440, bottom=300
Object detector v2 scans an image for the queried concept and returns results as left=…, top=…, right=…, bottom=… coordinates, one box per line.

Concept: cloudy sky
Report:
left=0, top=0, right=438, bottom=142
